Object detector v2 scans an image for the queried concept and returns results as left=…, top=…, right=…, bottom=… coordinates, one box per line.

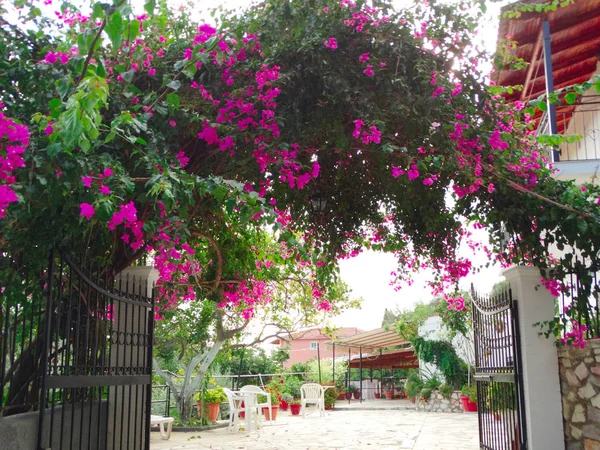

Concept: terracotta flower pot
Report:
left=385, top=390, right=393, bottom=400
left=325, top=403, right=333, bottom=410
left=374, top=393, right=381, bottom=399
left=290, top=404, right=301, bottom=415
left=460, top=395, right=478, bottom=412
left=353, top=391, right=360, bottom=400
left=262, top=405, right=279, bottom=421
left=280, top=400, right=289, bottom=411
left=206, top=402, right=221, bottom=422
left=338, top=392, right=346, bottom=401
left=410, top=396, right=416, bottom=404
left=345, top=392, right=351, bottom=400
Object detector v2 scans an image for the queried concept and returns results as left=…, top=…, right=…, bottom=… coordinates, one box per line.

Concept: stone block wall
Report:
left=415, top=390, right=464, bottom=413
left=558, top=339, right=600, bottom=450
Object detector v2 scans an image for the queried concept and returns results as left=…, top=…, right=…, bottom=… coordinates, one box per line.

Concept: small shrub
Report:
left=439, top=383, right=454, bottom=400
left=421, top=388, right=432, bottom=402
left=424, top=375, right=441, bottom=390
left=323, top=387, right=339, bottom=408
left=281, top=393, right=293, bottom=403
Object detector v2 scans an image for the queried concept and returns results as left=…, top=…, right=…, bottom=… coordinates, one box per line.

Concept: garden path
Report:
left=150, top=409, right=479, bottom=450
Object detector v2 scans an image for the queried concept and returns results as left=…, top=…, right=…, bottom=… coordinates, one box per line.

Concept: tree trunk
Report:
left=153, top=339, right=225, bottom=425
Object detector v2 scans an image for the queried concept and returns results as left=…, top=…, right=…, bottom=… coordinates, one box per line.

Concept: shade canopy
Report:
left=325, top=327, right=409, bottom=352
left=347, top=348, right=418, bottom=370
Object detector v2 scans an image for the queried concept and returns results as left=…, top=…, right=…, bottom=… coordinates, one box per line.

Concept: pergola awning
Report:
left=347, top=348, right=418, bottom=370
left=325, top=327, right=409, bottom=352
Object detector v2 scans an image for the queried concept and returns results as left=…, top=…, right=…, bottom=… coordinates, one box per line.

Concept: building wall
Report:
left=281, top=328, right=362, bottom=369
left=558, top=339, right=600, bottom=450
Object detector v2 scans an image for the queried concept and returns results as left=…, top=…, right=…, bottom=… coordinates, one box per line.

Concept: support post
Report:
left=542, top=20, right=560, bottom=162
left=348, top=348, right=351, bottom=404
left=503, top=266, right=564, bottom=450
left=332, top=342, right=335, bottom=386
left=317, top=342, right=322, bottom=384
left=359, top=346, right=363, bottom=403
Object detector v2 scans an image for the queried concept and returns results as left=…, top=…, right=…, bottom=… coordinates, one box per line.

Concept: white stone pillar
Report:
left=502, top=266, right=565, bottom=450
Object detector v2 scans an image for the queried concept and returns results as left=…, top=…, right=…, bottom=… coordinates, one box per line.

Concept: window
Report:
left=310, top=342, right=318, bottom=351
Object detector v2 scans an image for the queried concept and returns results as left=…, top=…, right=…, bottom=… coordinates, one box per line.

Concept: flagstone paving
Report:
left=151, top=409, right=479, bottom=450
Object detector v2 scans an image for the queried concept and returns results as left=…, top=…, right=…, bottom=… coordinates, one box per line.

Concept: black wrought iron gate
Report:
left=37, top=251, right=154, bottom=450
left=471, top=284, right=527, bottom=450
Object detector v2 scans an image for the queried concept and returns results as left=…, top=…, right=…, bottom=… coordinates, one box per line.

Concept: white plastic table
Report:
left=230, top=390, right=261, bottom=432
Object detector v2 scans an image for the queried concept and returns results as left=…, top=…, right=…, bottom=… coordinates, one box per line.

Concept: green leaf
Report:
left=577, top=220, right=588, bottom=235
left=136, top=137, right=148, bottom=145
left=167, top=80, right=182, bottom=91
left=105, top=12, right=124, bottom=50
left=537, top=101, right=547, bottom=112
left=565, top=92, right=577, bottom=105
left=60, top=107, right=83, bottom=146
left=144, top=0, right=156, bottom=16
left=166, top=93, right=180, bottom=108
left=104, top=131, right=117, bottom=143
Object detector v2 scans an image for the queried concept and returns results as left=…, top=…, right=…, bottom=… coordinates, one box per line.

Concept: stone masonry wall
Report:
left=415, top=390, right=464, bottom=413
left=558, top=339, right=600, bottom=450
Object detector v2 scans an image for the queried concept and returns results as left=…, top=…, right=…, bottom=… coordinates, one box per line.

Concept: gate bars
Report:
left=471, top=284, right=527, bottom=450
left=36, top=251, right=154, bottom=450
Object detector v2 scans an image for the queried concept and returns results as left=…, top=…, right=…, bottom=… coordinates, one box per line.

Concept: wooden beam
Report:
left=521, top=29, right=544, bottom=101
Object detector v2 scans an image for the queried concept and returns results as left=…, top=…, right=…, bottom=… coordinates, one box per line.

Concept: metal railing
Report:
left=559, top=260, right=600, bottom=340
left=537, top=95, right=600, bottom=162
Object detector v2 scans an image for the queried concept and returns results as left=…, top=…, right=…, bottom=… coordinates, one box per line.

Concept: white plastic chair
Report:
left=300, top=383, right=325, bottom=418
left=150, top=415, right=174, bottom=440
left=240, top=385, right=272, bottom=423
left=223, top=388, right=246, bottom=431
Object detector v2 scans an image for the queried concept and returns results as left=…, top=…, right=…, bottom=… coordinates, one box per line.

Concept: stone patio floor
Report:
left=150, top=409, right=479, bottom=450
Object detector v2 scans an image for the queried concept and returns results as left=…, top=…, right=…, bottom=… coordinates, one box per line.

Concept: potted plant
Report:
left=487, top=381, right=515, bottom=420
left=323, top=386, right=338, bottom=410
left=260, top=379, right=282, bottom=421
left=337, top=388, right=347, bottom=401
left=404, top=373, right=423, bottom=404
left=196, top=387, right=227, bottom=422
left=280, top=393, right=293, bottom=411
left=384, top=384, right=394, bottom=399
left=374, top=392, right=381, bottom=399
left=289, top=400, right=301, bottom=415
left=348, top=384, right=358, bottom=400
left=460, top=384, right=478, bottom=412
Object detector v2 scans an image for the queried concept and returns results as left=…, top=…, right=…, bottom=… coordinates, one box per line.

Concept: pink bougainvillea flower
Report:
left=176, top=151, right=189, bottom=168
left=198, top=124, right=219, bottom=145
left=82, top=176, right=93, bottom=188
left=391, top=166, right=404, bottom=178
left=99, top=185, right=111, bottom=195
left=488, top=183, right=495, bottom=193
left=407, top=164, right=420, bottom=180
left=323, top=7, right=329, bottom=13
left=581, top=185, right=587, bottom=192
left=43, top=124, right=54, bottom=136
left=423, top=177, right=434, bottom=186
left=80, top=203, right=95, bottom=221
left=169, top=120, right=176, bottom=127
left=324, top=37, right=338, bottom=50
left=363, top=65, right=374, bottom=77
left=148, top=67, right=156, bottom=76
left=359, top=52, right=370, bottom=63
left=183, top=48, right=193, bottom=60
left=103, top=168, right=113, bottom=178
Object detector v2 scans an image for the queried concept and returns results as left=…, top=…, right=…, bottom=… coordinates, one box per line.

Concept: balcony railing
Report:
left=537, top=95, right=600, bottom=162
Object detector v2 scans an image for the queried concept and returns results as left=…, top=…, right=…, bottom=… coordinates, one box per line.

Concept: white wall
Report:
left=417, top=316, right=474, bottom=380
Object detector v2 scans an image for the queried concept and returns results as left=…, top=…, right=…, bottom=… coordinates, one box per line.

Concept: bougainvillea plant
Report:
left=1, top=0, right=600, bottom=346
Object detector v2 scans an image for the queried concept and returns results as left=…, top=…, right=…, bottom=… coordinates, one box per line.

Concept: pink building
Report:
left=273, top=327, right=363, bottom=369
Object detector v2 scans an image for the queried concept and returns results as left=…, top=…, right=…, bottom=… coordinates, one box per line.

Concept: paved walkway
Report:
left=151, top=409, right=479, bottom=450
